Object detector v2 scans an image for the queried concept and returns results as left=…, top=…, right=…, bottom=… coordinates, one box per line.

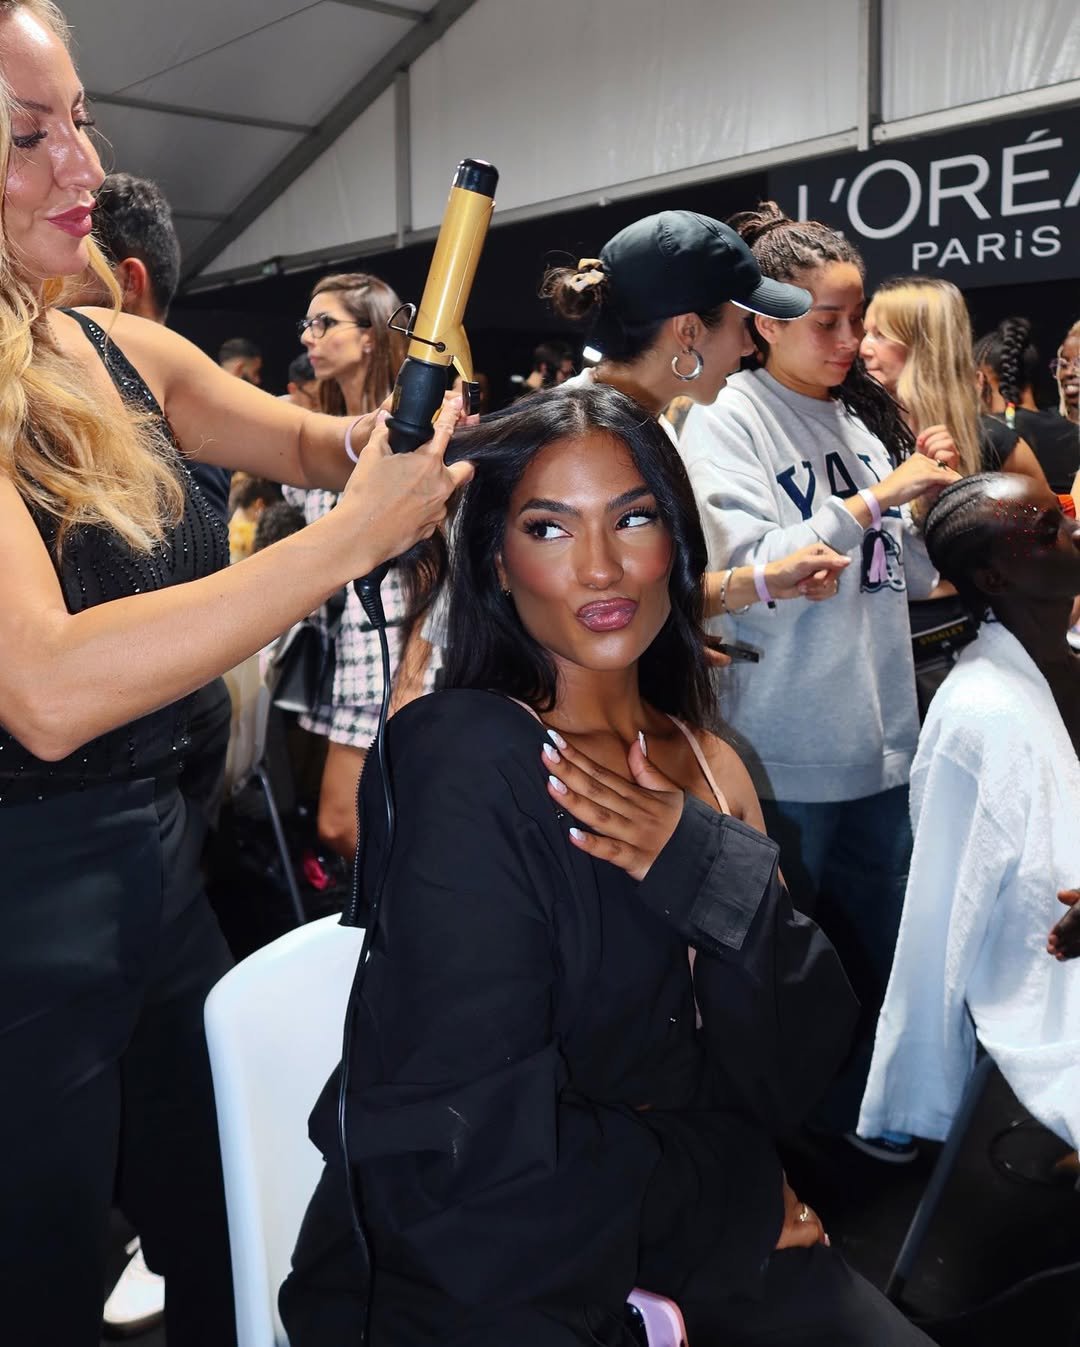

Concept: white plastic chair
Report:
left=205, top=914, right=364, bottom=1346
left=205, top=914, right=688, bottom=1347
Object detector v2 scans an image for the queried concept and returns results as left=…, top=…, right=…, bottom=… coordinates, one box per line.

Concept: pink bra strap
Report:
left=667, top=716, right=729, bottom=814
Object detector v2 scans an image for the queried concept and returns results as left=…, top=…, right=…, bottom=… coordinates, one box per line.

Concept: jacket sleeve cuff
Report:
left=809, top=495, right=866, bottom=552
left=637, top=798, right=781, bottom=953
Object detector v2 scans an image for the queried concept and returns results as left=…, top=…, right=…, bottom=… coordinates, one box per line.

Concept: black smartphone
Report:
left=706, top=638, right=761, bottom=663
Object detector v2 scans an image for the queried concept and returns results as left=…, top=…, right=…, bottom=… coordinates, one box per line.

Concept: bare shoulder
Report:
left=697, top=728, right=767, bottom=831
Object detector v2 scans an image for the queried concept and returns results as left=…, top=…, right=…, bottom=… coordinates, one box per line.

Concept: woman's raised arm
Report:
left=0, top=413, right=470, bottom=761
left=66, top=308, right=376, bottom=492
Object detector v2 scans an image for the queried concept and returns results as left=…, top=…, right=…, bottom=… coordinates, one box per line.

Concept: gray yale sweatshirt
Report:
left=680, top=368, right=937, bottom=804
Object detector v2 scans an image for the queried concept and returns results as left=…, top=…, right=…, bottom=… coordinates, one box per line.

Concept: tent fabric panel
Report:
left=64, top=0, right=314, bottom=94
left=117, top=3, right=414, bottom=128
left=209, top=86, right=397, bottom=274
left=882, top=0, right=1080, bottom=120
left=408, top=0, right=859, bottom=230
left=93, top=104, right=303, bottom=217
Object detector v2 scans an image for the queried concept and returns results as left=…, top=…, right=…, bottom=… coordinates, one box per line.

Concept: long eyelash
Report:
left=13, top=131, right=46, bottom=149
left=75, top=117, right=97, bottom=130
left=617, top=507, right=659, bottom=528
left=523, top=518, right=563, bottom=538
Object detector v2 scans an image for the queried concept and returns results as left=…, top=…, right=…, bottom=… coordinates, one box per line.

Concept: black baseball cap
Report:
left=599, top=210, right=811, bottom=325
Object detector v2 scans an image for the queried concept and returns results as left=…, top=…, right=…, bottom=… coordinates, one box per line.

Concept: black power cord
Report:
left=334, top=577, right=396, bottom=1345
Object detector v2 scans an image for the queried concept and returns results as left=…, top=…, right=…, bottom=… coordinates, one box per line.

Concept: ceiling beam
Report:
left=331, top=0, right=426, bottom=19
left=88, top=90, right=311, bottom=135
left=180, top=0, right=479, bottom=283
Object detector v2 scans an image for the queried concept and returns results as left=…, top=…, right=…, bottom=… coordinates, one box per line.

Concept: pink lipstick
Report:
left=575, top=598, right=638, bottom=632
left=48, top=204, right=95, bottom=238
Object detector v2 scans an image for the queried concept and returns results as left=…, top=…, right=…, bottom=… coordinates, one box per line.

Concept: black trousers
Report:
left=282, top=1164, right=935, bottom=1347
left=0, top=779, right=236, bottom=1347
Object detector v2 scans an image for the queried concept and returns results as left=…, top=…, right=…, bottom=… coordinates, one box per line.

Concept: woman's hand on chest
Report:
left=540, top=729, right=685, bottom=881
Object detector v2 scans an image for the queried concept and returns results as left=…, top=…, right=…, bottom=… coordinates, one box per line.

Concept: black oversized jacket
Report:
left=282, top=690, right=857, bottom=1344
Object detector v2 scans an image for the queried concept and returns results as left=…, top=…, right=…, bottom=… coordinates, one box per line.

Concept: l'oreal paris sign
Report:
left=769, top=109, right=1079, bottom=288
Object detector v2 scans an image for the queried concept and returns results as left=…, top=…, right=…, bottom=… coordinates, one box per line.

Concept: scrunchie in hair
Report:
left=566, top=258, right=607, bottom=293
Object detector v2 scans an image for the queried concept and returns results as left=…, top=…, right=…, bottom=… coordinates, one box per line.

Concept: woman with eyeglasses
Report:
left=292, top=273, right=437, bottom=860
left=1054, top=319, right=1080, bottom=426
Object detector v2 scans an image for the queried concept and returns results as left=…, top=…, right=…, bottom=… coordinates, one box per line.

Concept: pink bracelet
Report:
left=344, top=415, right=363, bottom=464
left=858, top=487, right=882, bottom=529
left=859, top=487, right=890, bottom=585
left=752, top=563, right=775, bottom=609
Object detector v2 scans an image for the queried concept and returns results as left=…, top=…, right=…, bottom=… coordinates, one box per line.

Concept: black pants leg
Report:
left=117, top=891, right=236, bottom=1347
left=0, top=782, right=235, bottom=1347
left=680, top=1245, right=935, bottom=1346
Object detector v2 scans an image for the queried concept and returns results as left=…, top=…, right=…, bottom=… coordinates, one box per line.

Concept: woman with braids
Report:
left=679, top=203, right=960, bottom=1157
left=541, top=210, right=853, bottom=619
left=860, top=472, right=1080, bottom=1154
left=861, top=277, right=1048, bottom=486
left=282, top=383, right=935, bottom=1347
left=975, top=315, right=1080, bottom=495
left=293, top=272, right=440, bottom=859
left=0, top=5, right=470, bottom=1342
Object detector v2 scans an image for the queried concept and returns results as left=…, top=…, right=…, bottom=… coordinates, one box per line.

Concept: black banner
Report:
left=769, top=108, right=1080, bottom=289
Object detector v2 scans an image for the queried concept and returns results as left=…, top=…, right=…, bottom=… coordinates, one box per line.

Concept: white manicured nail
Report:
left=547, top=728, right=567, bottom=750
left=542, top=742, right=560, bottom=763
left=548, top=774, right=567, bottom=795
left=638, top=730, right=648, bottom=757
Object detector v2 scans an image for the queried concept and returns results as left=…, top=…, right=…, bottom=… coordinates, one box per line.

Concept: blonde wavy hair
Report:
left=866, top=277, right=983, bottom=479
left=0, top=0, right=184, bottom=555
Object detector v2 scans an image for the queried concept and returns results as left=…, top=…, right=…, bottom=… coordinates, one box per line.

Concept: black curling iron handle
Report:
left=352, top=356, right=448, bottom=622
left=385, top=357, right=449, bottom=455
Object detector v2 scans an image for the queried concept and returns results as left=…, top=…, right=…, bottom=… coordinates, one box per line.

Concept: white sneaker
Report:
left=103, top=1237, right=166, bottom=1337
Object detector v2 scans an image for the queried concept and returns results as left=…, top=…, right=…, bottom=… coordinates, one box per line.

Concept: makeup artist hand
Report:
left=1048, top=889, right=1080, bottom=960
left=915, top=424, right=961, bottom=472
left=542, top=732, right=683, bottom=881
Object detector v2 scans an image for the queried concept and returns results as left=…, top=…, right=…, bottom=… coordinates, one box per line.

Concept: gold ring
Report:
left=797, top=1202, right=811, bottom=1224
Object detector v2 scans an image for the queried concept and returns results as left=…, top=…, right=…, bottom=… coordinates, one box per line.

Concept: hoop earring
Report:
left=671, top=348, right=703, bottom=382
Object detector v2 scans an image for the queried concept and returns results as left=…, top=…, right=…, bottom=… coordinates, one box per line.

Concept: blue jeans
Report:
left=761, top=787, right=913, bottom=1133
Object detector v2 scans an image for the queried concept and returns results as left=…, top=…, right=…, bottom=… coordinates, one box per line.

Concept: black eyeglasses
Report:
left=297, top=314, right=372, bottom=340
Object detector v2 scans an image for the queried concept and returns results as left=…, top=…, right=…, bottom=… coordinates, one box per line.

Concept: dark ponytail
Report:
left=973, top=317, right=1039, bottom=415
left=729, top=201, right=914, bottom=466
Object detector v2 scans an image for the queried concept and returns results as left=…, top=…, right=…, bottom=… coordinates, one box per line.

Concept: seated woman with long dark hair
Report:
left=281, top=385, right=935, bottom=1346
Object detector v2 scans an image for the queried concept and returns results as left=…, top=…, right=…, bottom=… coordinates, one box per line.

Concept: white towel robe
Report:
left=859, top=621, right=1080, bottom=1148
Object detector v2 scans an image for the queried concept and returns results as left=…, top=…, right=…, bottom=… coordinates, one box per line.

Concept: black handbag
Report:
left=909, top=596, right=977, bottom=721
left=269, top=587, right=347, bottom=716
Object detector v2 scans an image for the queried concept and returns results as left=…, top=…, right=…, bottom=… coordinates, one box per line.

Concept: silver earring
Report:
left=671, top=348, right=704, bottom=382
left=502, top=587, right=512, bottom=598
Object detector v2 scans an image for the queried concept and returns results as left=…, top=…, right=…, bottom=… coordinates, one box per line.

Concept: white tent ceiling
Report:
left=58, top=0, right=1080, bottom=293
left=61, top=0, right=453, bottom=274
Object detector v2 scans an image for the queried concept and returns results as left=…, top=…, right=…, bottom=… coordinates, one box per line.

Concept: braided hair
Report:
left=973, top=317, right=1039, bottom=426
left=729, top=202, right=914, bottom=466
left=923, top=473, right=1003, bottom=626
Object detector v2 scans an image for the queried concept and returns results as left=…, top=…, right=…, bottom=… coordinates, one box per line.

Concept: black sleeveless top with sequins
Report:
left=0, top=311, right=229, bottom=805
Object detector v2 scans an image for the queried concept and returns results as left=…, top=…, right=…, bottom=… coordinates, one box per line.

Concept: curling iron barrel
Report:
left=386, top=158, right=499, bottom=454
left=354, top=158, right=498, bottom=626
